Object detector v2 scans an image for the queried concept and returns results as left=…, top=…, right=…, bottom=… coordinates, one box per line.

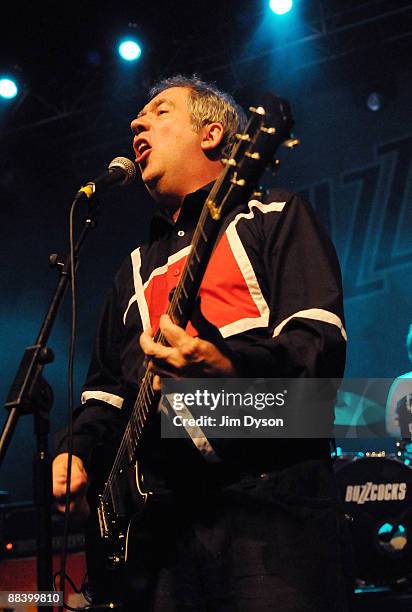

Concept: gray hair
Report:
left=149, top=74, right=247, bottom=158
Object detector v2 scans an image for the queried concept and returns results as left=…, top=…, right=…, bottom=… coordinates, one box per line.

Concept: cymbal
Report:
left=334, top=390, right=385, bottom=426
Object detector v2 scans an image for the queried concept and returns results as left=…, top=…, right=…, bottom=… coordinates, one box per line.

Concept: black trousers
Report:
left=122, top=459, right=355, bottom=611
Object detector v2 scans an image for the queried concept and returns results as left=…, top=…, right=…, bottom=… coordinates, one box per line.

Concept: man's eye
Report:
left=158, top=109, right=168, bottom=115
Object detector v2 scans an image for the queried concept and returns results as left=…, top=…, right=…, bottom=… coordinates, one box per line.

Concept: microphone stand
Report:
left=0, top=196, right=98, bottom=608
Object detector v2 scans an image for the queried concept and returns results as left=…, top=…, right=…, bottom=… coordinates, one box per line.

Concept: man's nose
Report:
left=130, top=115, right=149, bottom=135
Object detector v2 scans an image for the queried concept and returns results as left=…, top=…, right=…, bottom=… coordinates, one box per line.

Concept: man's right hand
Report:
left=52, top=453, right=90, bottom=520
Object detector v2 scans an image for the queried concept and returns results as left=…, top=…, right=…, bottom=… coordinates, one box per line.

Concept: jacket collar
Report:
left=149, top=182, right=214, bottom=241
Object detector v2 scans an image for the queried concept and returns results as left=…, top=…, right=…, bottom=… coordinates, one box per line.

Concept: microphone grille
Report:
left=109, top=156, right=136, bottom=185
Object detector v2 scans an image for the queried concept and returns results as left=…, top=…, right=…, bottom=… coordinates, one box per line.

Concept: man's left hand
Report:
left=140, top=314, right=237, bottom=391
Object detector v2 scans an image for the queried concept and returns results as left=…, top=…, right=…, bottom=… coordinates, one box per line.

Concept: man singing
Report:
left=53, top=75, right=353, bottom=611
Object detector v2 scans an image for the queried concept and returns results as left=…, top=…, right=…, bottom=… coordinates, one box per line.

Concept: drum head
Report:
left=335, top=456, right=412, bottom=586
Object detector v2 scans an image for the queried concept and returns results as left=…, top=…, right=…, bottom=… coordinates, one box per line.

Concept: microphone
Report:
left=77, top=157, right=136, bottom=199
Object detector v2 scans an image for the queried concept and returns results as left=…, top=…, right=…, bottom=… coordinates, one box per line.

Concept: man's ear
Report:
left=200, top=122, right=225, bottom=154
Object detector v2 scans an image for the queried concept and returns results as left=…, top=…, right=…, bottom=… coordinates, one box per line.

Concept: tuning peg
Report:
left=235, top=133, right=251, bottom=142
left=261, top=126, right=276, bottom=135
left=245, top=151, right=261, bottom=160
left=249, top=105, right=266, bottom=116
left=230, top=177, right=246, bottom=187
left=283, top=137, right=300, bottom=149
left=222, top=158, right=237, bottom=167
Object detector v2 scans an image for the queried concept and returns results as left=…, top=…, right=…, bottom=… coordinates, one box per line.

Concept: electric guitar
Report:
left=85, top=92, right=296, bottom=603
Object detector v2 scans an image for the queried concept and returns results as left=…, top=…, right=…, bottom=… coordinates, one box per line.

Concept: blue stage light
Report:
left=269, top=0, right=293, bottom=15
left=0, top=78, right=18, bottom=100
left=118, top=40, right=142, bottom=62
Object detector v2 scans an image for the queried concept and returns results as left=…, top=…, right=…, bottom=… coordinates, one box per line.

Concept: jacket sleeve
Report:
left=54, top=282, right=128, bottom=471
left=225, top=193, right=346, bottom=379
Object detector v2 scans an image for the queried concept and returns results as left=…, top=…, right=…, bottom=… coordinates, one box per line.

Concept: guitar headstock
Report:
left=206, top=92, right=298, bottom=220
left=250, top=91, right=297, bottom=146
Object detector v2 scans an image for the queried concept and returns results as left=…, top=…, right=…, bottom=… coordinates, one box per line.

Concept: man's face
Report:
left=131, top=87, right=207, bottom=201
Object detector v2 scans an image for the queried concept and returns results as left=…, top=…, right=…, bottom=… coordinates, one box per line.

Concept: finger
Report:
left=140, top=330, right=176, bottom=361
left=159, top=314, right=192, bottom=348
left=139, top=328, right=157, bottom=354
left=152, top=374, right=162, bottom=391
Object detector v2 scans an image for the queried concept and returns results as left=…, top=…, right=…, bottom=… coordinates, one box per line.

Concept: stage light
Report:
left=0, top=78, right=18, bottom=100
left=118, top=40, right=142, bottom=62
left=269, top=0, right=293, bottom=15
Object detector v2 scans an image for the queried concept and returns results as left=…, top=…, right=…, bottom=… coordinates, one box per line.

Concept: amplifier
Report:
left=0, top=501, right=84, bottom=559
left=0, top=501, right=87, bottom=604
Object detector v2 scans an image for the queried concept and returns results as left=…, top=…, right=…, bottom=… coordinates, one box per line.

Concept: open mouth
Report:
left=135, top=141, right=152, bottom=164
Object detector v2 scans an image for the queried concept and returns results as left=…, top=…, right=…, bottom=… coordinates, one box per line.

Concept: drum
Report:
left=334, top=455, right=412, bottom=587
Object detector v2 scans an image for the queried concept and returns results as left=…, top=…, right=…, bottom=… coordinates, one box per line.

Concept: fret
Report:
left=130, top=417, right=140, bottom=442
left=140, top=399, right=150, bottom=420
left=136, top=413, right=144, bottom=431
left=200, top=225, right=208, bottom=242
left=137, top=386, right=146, bottom=406
left=181, top=282, right=188, bottom=298
left=142, top=387, right=151, bottom=411
left=125, top=431, right=134, bottom=463
left=147, top=384, right=155, bottom=400
left=128, top=431, right=137, bottom=457
left=192, top=245, right=200, bottom=263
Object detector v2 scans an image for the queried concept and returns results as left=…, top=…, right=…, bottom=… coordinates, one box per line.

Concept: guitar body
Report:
left=84, top=460, right=153, bottom=605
